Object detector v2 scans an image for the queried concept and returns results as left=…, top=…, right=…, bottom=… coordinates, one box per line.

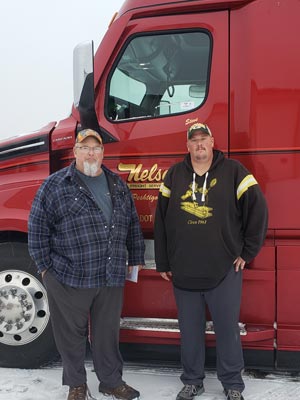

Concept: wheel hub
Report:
left=0, top=270, right=49, bottom=345
left=0, top=285, right=35, bottom=334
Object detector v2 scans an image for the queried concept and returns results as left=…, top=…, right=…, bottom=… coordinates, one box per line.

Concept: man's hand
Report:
left=160, top=271, right=173, bottom=281
left=233, top=256, right=246, bottom=272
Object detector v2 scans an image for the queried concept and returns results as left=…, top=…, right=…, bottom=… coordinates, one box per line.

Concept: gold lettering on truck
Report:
left=118, top=163, right=167, bottom=189
left=139, top=214, right=153, bottom=223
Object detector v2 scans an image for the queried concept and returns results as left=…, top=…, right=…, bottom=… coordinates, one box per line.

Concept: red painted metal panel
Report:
left=277, top=246, right=300, bottom=350
left=230, top=0, right=300, bottom=232
left=241, top=269, right=275, bottom=326
left=123, top=270, right=177, bottom=318
left=248, top=245, right=274, bottom=271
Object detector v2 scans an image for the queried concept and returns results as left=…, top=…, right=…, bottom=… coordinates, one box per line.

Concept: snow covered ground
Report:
left=0, top=361, right=300, bottom=400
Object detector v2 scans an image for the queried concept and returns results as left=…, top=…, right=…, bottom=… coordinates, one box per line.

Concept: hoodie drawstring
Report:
left=192, top=171, right=209, bottom=202
left=201, top=172, right=208, bottom=202
left=192, top=172, right=197, bottom=201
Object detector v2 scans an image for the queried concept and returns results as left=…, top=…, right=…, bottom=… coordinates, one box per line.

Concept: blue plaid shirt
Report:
left=28, top=162, right=145, bottom=288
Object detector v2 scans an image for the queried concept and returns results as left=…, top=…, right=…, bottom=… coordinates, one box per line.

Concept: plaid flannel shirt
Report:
left=28, top=162, right=145, bottom=288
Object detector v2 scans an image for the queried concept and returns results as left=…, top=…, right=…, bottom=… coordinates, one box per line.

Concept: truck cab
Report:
left=1, top=0, right=300, bottom=370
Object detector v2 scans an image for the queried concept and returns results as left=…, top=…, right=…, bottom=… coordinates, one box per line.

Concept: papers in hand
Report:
left=126, top=265, right=139, bottom=283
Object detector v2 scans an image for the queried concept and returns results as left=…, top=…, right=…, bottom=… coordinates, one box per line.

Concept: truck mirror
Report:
left=73, top=41, right=94, bottom=108
left=73, top=41, right=117, bottom=143
left=73, top=41, right=101, bottom=134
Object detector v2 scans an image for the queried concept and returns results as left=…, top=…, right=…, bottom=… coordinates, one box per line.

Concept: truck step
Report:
left=120, top=317, right=247, bottom=335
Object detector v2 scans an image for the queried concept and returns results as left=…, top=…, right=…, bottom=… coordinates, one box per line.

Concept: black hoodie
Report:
left=154, top=149, right=268, bottom=290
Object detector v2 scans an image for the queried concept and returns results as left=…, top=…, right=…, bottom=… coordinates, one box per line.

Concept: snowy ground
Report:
left=0, top=361, right=300, bottom=400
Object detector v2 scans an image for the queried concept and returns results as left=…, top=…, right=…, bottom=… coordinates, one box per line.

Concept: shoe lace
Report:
left=182, top=385, right=198, bottom=395
left=227, top=390, right=241, bottom=399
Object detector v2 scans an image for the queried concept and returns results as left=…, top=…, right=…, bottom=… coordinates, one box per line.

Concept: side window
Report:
left=106, top=31, right=211, bottom=121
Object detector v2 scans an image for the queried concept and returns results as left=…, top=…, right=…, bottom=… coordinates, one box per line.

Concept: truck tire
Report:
left=0, top=241, right=58, bottom=368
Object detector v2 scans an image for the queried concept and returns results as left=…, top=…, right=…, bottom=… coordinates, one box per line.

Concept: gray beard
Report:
left=83, top=161, right=99, bottom=177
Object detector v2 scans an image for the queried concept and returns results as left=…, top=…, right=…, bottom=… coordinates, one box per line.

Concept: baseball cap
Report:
left=187, top=123, right=212, bottom=139
left=76, top=129, right=103, bottom=144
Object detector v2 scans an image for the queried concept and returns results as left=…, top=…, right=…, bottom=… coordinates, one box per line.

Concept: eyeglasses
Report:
left=75, top=146, right=103, bottom=154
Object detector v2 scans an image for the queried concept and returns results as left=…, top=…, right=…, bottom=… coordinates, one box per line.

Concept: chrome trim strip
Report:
left=0, top=141, right=45, bottom=156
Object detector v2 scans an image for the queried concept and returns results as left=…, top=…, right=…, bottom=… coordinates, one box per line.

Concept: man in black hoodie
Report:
left=154, top=122, right=268, bottom=400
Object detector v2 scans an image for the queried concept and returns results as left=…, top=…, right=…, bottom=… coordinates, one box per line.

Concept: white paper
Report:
left=180, top=101, right=195, bottom=110
left=126, top=265, right=139, bottom=283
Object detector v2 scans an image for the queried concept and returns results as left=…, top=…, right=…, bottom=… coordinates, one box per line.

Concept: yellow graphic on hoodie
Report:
left=181, top=178, right=217, bottom=219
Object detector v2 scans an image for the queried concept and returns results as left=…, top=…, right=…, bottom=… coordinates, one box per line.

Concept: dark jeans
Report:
left=173, top=267, right=245, bottom=392
left=43, top=271, right=124, bottom=388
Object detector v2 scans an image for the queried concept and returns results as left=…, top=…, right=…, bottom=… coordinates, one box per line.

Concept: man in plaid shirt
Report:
left=28, top=129, right=145, bottom=400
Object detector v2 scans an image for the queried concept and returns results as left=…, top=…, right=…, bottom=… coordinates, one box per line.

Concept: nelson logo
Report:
left=118, top=163, right=168, bottom=189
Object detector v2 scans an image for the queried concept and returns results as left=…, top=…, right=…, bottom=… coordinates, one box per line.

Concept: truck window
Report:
left=106, top=31, right=211, bottom=121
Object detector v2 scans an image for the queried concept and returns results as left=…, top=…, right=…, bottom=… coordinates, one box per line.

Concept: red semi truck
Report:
left=1, top=0, right=300, bottom=370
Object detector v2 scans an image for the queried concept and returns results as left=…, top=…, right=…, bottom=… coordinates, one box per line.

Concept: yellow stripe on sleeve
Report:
left=237, top=174, right=258, bottom=200
left=159, top=183, right=171, bottom=198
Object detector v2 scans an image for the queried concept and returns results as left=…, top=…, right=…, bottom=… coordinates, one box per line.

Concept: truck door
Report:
left=95, top=11, right=229, bottom=237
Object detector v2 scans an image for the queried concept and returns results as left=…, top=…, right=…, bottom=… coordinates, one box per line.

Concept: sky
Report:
left=0, top=0, right=124, bottom=141
left=1, top=361, right=300, bottom=399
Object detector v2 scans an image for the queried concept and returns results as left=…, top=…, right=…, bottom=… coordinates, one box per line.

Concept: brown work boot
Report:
left=67, top=383, right=89, bottom=400
left=99, top=382, right=140, bottom=400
